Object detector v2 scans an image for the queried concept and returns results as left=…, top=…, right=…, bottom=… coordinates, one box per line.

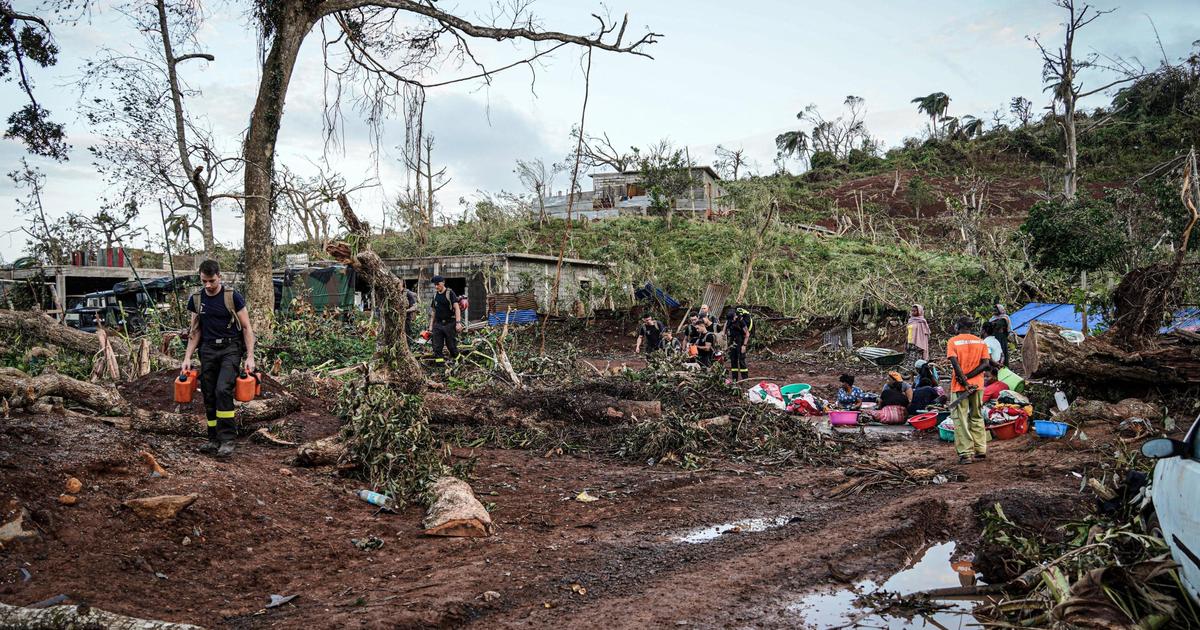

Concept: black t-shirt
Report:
left=727, top=313, right=752, bottom=343
left=879, top=383, right=909, bottom=408
left=908, top=386, right=940, bottom=415
left=639, top=321, right=665, bottom=350
left=695, top=331, right=715, bottom=358
left=187, top=288, right=245, bottom=341
left=431, top=289, right=458, bottom=323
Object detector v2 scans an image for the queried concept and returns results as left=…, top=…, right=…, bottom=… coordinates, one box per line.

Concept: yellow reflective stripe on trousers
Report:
left=216, top=409, right=235, bottom=419
left=207, top=420, right=217, bottom=427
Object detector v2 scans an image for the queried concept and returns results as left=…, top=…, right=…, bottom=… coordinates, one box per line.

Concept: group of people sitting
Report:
left=832, top=360, right=944, bottom=423
left=634, top=304, right=754, bottom=380
left=831, top=358, right=1012, bottom=426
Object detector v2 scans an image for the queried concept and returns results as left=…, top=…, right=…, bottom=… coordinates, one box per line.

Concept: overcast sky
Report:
left=1, top=0, right=1196, bottom=262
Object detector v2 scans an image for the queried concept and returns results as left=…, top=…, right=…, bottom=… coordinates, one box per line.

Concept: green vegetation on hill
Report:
left=371, top=213, right=1054, bottom=323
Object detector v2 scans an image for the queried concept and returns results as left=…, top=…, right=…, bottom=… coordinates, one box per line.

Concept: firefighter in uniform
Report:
left=725, top=307, right=753, bottom=382
left=181, top=260, right=256, bottom=457
left=427, top=275, right=461, bottom=365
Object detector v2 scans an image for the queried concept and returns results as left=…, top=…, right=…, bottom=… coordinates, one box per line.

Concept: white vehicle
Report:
left=1142, top=414, right=1200, bottom=604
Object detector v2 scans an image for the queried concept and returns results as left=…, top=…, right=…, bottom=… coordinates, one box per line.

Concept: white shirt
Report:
left=984, top=336, right=1003, bottom=363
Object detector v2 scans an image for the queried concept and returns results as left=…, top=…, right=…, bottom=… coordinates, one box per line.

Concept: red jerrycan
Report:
left=235, top=372, right=257, bottom=402
left=174, top=370, right=197, bottom=404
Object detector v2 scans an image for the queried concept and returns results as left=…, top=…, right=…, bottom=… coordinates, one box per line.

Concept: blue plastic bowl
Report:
left=1033, top=420, right=1069, bottom=439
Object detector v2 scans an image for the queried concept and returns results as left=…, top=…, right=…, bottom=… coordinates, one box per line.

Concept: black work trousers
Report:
left=430, top=320, right=458, bottom=364
left=728, top=340, right=748, bottom=379
left=200, top=338, right=242, bottom=442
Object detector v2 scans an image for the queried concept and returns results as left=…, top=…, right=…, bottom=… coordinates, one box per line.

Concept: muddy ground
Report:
left=0, top=329, right=1141, bottom=629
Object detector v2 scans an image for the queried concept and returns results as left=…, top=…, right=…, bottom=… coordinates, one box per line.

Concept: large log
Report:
left=422, top=476, right=494, bottom=537
left=0, top=310, right=180, bottom=376
left=0, top=369, right=299, bottom=436
left=423, top=391, right=661, bottom=427
left=1023, top=321, right=1200, bottom=387
left=0, top=602, right=203, bottom=629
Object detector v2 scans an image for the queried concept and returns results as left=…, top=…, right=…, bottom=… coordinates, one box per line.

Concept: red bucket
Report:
left=990, top=421, right=1020, bottom=440
left=908, top=413, right=938, bottom=431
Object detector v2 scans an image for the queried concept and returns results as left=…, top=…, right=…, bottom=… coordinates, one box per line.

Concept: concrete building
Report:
left=382, top=252, right=611, bottom=319
left=542, top=166, right=729, bottom=220
left=0, top=264, right=175, bottom=320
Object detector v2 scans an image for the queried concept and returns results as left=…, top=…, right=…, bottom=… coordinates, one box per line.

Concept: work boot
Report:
left=198, top=439, right=220, bottom=455
left=216, top=441, right=236, bottom=458
left=957, top=454, right=973, bottom=465
left=975, top=453, right=987, bottom=461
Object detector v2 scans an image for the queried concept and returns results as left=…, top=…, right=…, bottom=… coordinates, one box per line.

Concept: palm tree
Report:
left=911, top=92, right=951, bottom=138
left=774, top=129, right=809, bottom=170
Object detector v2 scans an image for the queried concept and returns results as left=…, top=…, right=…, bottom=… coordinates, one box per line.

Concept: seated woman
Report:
left=835, top=374, right=864, bottom=410
left=865, top=372, right=910, bottom=424
left=914, top=359, right=939, bottom=388
left=982, top=366, right=1009, bottom=403
left=908, top=384, right=946, bottom=416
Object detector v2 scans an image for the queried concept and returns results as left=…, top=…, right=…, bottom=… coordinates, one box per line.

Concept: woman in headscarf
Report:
left=907, top=304, right=931, bottom=361
left=990, top=304, right=1013, bottom=366
left=865, top=371, right=911, bottom=424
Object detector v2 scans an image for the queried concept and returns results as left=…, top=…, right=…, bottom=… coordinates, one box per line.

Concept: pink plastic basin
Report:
left=829, top=410, right=859, bottom=426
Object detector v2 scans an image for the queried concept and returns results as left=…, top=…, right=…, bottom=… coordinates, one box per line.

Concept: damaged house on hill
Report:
left=542, top=166, right=730, bottom=220
left=382, top=253, right=611, bottom=322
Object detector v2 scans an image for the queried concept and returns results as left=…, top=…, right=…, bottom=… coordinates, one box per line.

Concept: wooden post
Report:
left=1080, top=270, right=1089, bottom=337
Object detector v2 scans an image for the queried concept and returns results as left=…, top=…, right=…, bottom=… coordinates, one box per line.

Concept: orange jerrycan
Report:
left=253, top=370, right=264, bottom=396
left=235, top=372, right=257, bottom=402
left=174, top=371, right=197, bottom=404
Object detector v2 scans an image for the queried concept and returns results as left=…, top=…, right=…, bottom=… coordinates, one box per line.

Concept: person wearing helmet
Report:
left=725, top=307, right=753, bottom=382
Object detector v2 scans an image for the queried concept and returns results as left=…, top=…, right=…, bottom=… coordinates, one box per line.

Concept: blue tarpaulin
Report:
left=634, top=282, right=680, bottom=309
left=1162, top=307, right=1200, bottom=333
left=488, top=309, right=538, bottom=326
left=1009, top=302, right=1107, bottom=335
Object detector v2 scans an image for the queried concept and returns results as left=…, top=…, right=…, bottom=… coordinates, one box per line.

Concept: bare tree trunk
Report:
left=155, top=0, right=215, bottom=256
left=425, top=139, right=434, bottom=231
left=1063, top=90, right=1078, bottom=199
left=327, top=195, right=424, bottom=393
left=242, top=5, right=315, bottom=337
left=735, top=199, right=777, bottom=303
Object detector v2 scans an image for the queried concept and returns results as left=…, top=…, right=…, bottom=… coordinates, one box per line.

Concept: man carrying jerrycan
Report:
left=181, top=260, right=257, bottom=458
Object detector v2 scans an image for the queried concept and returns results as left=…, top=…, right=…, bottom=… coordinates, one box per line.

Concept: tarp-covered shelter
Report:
left=1009, top=302, right=1106, bottom=336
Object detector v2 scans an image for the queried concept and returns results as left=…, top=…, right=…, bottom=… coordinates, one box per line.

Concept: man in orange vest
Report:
left=947, top=316, right=996, bottom=465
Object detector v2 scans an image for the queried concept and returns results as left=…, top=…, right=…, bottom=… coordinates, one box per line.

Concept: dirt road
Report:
left=0, top=400, right=1106, bottom=628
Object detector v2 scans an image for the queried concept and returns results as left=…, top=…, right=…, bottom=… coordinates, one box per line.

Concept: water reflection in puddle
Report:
left=788, top=541, right=983, bottom=629
left=673, top=515, right=795, bottom=544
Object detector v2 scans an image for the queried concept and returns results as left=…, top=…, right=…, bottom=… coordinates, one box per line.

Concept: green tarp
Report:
left=279, top=265, right=356, bottom=312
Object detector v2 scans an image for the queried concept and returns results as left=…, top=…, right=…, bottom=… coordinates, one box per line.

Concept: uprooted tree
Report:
left=238, top=1, right=660, bottom=336
left=1022, top=149, right=1200, bottom=389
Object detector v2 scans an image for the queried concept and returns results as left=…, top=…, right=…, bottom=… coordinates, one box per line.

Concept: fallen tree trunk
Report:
left=1022, top=321, right=1200, bottom=387
left=0, top=602, right=203, bottom=629
left=0, top=369, right=299, bottom=436
left=422, top=476, right=494, bottom=537
left=423, top=391, right=661, bottom=427
left=0, top=310, right=180, bottom=376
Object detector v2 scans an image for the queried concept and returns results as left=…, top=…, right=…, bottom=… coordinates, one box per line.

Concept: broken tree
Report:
left=1022, top=321, right=1200, bottom=388
left=318, top=195, right=490, bottom=527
